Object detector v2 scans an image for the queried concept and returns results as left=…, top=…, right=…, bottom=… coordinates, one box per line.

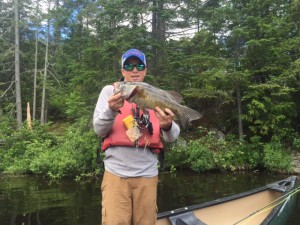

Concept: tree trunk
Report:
left=54, top=0, right=61, bottom=53
left=41, top=2, right=50, bottom=125
left=33, top=0, right=39, bottom=121
left=14, top=0, right=22, bottom=129
left=157, top=0, right=166, bottom=66
left=237, top=82, right=243, bottom=140
left=151, top=0, right=158, bottom=76
left=151, top=0, right=166, bottom=77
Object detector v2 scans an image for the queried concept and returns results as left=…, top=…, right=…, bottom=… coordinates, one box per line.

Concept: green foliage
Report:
left=2, top=0, right=300, bottom=178
left=0, top=115, right=15, bottom=139
left=0, top=116, right=101, bottom=178
left=43, top=118, right=98, bottom=179
left=206, top=133, right=261, bottom=171
left=167, top=132, right=293, bottom=173
left=242, top=136, right=264, bottom=169
left=65, top=92, right=90, bottom=119
left=263, top=141, right=292, bottom=173
left=166, top=138, right=190, bottom=169
left=187, top=139, right=215, bottom=172
left=243, top=81, right=296, bottom=140
left=0, top=121, right=58, bottom=174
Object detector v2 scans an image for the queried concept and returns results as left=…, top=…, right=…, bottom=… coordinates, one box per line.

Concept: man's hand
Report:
left=154, top=107, right=174, bottom=131
left=108, top=92, right=124, bottom=112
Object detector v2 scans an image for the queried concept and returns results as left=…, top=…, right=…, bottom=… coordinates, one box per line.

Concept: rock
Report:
left=292, top=152, right=300, bottom=174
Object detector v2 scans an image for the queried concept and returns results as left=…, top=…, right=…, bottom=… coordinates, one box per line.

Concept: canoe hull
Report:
left=264, top=190, right=297, bottom=225
left=157, top=176, right=298, bottom=225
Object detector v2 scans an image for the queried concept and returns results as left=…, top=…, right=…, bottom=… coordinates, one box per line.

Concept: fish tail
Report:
left=178, top=106, right=203, bottom=129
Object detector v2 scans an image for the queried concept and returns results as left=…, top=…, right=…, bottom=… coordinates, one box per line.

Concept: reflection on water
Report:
left=0, top=172, right=299, bottom=225
left=0, top=176, right=101, bottom=225
left=10, top=212, right=42, bottom=225
left=157, top=172, right=297, bottom=213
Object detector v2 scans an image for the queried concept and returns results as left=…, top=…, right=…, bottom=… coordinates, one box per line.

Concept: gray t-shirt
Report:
left=93, top=85, right=180, bottom=178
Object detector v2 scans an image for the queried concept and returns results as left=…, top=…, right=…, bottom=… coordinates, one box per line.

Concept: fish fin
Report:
left=178, top=106, right=203, bottom=129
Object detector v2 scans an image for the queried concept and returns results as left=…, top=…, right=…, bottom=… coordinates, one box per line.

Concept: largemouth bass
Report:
left=115, top=82, right=202, bottom=128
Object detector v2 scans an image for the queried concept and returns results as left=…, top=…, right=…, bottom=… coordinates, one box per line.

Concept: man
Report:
left=93, top=48, right=180, bottom=225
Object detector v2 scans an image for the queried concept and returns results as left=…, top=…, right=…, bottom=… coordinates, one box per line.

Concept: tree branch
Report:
left=0, top=79, right=15, bottom=99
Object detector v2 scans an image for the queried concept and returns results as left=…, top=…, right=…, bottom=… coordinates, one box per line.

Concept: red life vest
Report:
left=102, top=100, right=164, bottom=153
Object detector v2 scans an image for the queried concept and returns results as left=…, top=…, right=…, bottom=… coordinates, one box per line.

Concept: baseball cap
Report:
left=121, top=49, right=147, bottom=68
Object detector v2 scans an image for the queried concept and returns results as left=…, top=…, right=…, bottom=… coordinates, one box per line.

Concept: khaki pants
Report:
left=101, top=171, right=158, bottom=225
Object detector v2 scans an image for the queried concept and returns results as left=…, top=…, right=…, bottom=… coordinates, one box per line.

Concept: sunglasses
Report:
left=124, top=63, right=145, bottom=71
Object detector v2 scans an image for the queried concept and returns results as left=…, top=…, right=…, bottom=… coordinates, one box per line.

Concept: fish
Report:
left=115, top=82, right=203, bottom=129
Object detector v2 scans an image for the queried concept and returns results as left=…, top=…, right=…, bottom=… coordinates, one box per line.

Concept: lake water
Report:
left=0, top=172, right=299, bottom=225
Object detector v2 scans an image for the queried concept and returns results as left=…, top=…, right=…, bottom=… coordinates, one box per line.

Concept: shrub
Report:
left=187, top=139, right=215, bottom=172
left=239, top=136, right=264, bottom=170
left=263, top=141, right=292, bottom=173
left=166, top=137, right=190, bottom=169
left=1, top=123, right=58, bottom=174
left=1, top=117, right=100, bottom=178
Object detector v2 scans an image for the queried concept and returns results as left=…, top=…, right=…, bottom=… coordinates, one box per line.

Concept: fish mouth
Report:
left=127, top=86, right=138, bottom=100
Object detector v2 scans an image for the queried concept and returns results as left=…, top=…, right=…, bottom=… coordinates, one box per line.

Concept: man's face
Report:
left=121, top=57, right=147, bottom=82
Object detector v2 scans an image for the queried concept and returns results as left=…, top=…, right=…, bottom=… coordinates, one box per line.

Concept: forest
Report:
left=1, top=0, right=300, bottom=179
